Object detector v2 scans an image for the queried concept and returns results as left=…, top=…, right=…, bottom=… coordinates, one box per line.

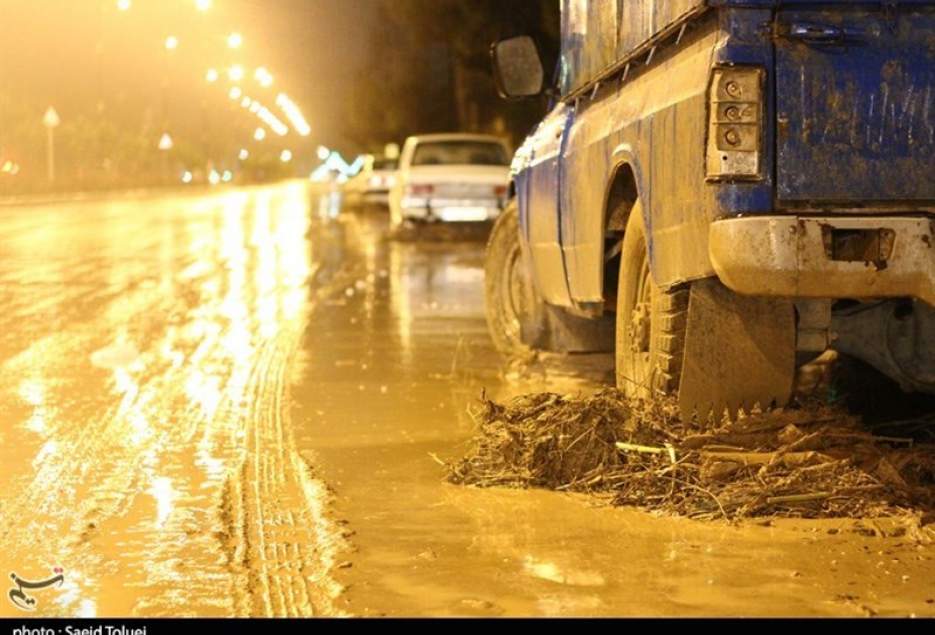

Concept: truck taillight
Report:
left=707, top=67, right=763, bottom=180
left=406, top=184, right=434, bottom=196
left=493, top=185, right=508, bottom=198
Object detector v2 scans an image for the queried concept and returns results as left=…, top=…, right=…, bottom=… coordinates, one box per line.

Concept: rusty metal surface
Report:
left=774, top=6, right=935, bottom=202
left=678, top=279, right=796, bottom=422
left=709, top=216, right=935, bottom=306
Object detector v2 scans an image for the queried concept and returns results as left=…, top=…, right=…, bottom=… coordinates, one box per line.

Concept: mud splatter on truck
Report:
left=487, top=0, right=935, bottom=421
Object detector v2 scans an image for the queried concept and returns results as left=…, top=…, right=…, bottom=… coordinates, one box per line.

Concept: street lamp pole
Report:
left=43, top=107, right=61, bottom=184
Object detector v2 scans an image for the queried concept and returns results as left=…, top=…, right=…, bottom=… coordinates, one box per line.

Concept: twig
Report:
left=616, top=442, right=667, bottom=455
left=766, top=492, right=831, bottom=505
left=669, top=477, right=729, bottom=520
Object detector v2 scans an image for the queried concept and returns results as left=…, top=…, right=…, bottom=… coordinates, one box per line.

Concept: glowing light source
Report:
left=195, top=0, right=212, bottom=11
left=158, top=133, right=174, bottom=151
left=256, top=105, right=288, bottom=136
left=254, top=127, right=267, bottom=141
left=238, top=148, right=250, bottom=161
left=280, top=149, right=293, bottom=163
left=254, top=67, right=274, bottom=88
left=275, top=93, right=311, bottom=137
left=228, top=65, right=244, bottom=82
left=222, top=170, right=233, bottom=183
left=241, top=96, right=252, bottom=108
left=165, top=35, right=179, bottom=51
left=227, top=32, right=243, bottom=49
left=205, top=68, right=219, bottom=83
left=117, top=0, right=131, bottom=11
left=317, top=146, right=330, bottom=161
left=208, top=169, right=220, bottom=185
left=249, top=101, right=261, bottom=114
left=229, top=86, right=243, bottom=100
left=181, top=170, right=193, bottom=184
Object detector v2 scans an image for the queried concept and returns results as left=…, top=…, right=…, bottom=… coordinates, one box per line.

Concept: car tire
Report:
left=484, top=200, right=545, bottom=354
left=616, top=202, right=689, bottom=399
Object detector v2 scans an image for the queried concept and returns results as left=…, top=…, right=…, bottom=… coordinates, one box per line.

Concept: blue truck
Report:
left=486, top=0, right=935, bottom=419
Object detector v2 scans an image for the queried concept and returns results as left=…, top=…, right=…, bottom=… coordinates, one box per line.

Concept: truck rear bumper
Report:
left=709, top=216, right=935, bottom=306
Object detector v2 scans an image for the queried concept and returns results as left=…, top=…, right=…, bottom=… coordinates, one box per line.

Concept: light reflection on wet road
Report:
left=0, top=183, right=932, bottom=617
left=0, top=184, right=342, bottom=616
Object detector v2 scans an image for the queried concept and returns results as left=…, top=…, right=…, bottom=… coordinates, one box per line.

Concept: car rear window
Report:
left=412, top=141, right=508, bottom=167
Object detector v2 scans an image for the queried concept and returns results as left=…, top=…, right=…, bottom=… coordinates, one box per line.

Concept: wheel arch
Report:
left=600, top=151, right=646, bottom=309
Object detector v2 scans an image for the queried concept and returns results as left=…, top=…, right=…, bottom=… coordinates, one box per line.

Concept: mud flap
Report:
left=678, top=279, right=796, bottom=423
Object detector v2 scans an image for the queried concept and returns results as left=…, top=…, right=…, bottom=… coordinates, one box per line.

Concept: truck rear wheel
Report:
left=616, top=203, right=689, bottom=399
left=484, top=200, right=542, bottom=353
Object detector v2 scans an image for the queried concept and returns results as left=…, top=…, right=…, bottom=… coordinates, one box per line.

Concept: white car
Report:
left=388, top=134, right=511, bottom=229
left=343, top=155, right=398, bottom=210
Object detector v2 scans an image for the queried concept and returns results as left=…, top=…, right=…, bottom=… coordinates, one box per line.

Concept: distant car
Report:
left=388, top=134, right=511, bottom=229
left=343, top=156, right=398, bottom=210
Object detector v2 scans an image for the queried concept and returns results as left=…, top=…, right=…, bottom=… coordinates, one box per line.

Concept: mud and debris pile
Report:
left=448, top=390, right=935, bottom=521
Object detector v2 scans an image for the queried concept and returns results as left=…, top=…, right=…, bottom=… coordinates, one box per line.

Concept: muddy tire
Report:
left=484, top=201, right=543, bottom=354
left=616, top=203, right=689, bottom=399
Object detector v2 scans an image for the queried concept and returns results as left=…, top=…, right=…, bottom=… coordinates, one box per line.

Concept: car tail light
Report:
left=406, top=184, right=434, bottom=197
left=707, top=67, right=763, bottom=179
left=493, top=185, right=508, bottom=198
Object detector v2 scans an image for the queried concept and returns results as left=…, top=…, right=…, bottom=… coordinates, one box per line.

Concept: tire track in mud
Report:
left=221, top=265, right=364, bottom=617
left=0, top=196, right=359, bottom=616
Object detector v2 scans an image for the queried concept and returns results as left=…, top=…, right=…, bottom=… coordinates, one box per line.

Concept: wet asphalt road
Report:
left=0, top=183, right=933, bottom=617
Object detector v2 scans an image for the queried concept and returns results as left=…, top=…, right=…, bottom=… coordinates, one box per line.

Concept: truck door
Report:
left=774, top=2, right=935, bottom=203
left=523, top=102, right=575, bottom=307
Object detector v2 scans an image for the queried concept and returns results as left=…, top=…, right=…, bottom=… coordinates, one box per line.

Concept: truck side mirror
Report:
left=492, top=36, right=544, bottom=99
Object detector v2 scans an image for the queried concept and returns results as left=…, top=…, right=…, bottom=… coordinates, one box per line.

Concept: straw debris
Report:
left=448, top=390, right=935, bottom=520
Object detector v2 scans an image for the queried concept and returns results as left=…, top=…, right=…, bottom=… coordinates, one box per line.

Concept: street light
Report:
left=158, top=132, right=174, bottom=151
left=254, top=127, right=267, bottom=141
left=158, top=133, right=174, bottom=184
left=165, top=35, right=179, bottom=51
left=117, top=0, right=131, bottom=11
left=205, top=68, right=219, bottom=83
left=276, top=93, right=311, bottom=137
left=280, top=149, right=293, bottom=163
left=255, top=67, right=274, bottom=88
left=227, top=32, right=243, bottom=49
left=195, top=0, right=212, bottom=11
left=228, top=65, right=244, bottom=82
left=239, top=148, right=250, bottom=161
left=229, top=86, right=243, bottom=100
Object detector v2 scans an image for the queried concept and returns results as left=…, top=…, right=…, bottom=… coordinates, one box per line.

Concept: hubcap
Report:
left=502, top=245, right=527, bottom=339
left=629, top=261, right=652, bottom=354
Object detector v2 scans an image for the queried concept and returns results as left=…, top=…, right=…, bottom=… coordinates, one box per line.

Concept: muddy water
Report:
left=0, top=184, right=931, bottom=617
left=0, top=184, right=345, bottom=617
left=292, top=212, right=935, bottom=617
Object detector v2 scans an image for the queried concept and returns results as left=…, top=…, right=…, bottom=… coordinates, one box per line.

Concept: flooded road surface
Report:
left=0, top=183, right=344, bottom=617
left=0, top=183, right=932, bottom=617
